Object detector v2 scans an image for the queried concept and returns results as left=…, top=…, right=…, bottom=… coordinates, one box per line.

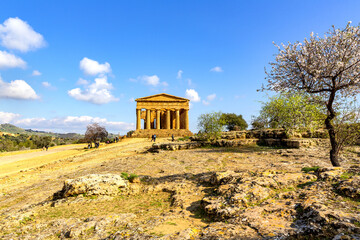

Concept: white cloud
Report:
left=130, top=74, right=168, bottom=87
left=187, top=79, right=193, bottom=86
left=68, top=76, right=119, bottom=104
left=210, top=66, right=223, bottom=72
left=185, top=89, right=200, bottom=102
left=177, top=70, right=183, bottom=79
left=77, top=78, right=89, bottom=85
left=207, top=93, right=216, bottom=101
left=0, top=50, right=26, bottom=69
left=142, top=75, right=160, bottom=86
left=202, top=100, right=210, bottom=106
left=32, top=70, right=41, bottom=76
left=0, top=111, right=21, bottom=123
left=234, top=95, right=245, bottom=99
left=79, top=57, right=111, bottom=76
left=6, top=114, right=134, bottom=133
left=0, top=77, right=39, bottom=100
left=42, top=81, right=51, bottom=88
left=129, top=97, right=135, bottom=102
left=0, top=17, right=46, bottom=52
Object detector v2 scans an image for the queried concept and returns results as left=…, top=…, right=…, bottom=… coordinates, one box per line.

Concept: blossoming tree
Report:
left=265, top=22, right=360, bottom=166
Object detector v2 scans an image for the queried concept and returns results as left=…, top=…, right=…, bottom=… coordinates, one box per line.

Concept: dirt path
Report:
left=0, top=144, right=85, bottom=166
left=0, top=137, right=169, bottom=178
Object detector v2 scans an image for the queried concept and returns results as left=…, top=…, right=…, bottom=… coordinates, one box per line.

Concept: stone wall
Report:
left=219, top=129, right=328, bottom=140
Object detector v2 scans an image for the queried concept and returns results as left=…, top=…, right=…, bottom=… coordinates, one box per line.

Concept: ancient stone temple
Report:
left=131, top=93, right=193, bottom=137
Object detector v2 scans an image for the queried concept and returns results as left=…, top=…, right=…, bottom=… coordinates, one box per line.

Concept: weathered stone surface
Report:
left=150, top=142, right=203, bottom=151
left=54, top=174, right=128, bottom=198
left=198, top=169, right=360, bottom=239
left=318, top=167, right=345, bottom=181
left=213, top=139, right=258, bottom=147
left=336, top=176, right=360, bottom=200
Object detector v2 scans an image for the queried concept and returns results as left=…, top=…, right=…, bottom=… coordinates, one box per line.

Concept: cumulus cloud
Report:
left=0, top=50, right=26, bottom=69
left=177, top=70, right=183, bottom=79
left=207, top=93, right=216, bottom=101
left=32, top=70, right=41, bottom=76
left=202, top=93, right=216, bottom=105
left=0, top=17, right=46, bottom=52
left=4, top=113, right=134, bottom=133
left=130, top=75, right=168, bottom=87
left=142, top=75, right=160, bottom=86
left=185, top=89, right=200, bottom=102
left=68, top=76, right=119, bottom=104
left=0, top=111, right=21, bottom=123
left=42, top=81, right=51, bottom=88
left=210, top=66, right=223, bottom=72
left=79, top=57, right=111, bottom=76
left=77, top=78, right=89, bottom=85
left=0, top=77, right=39, bottom=100
left=202, top=100, right=210, bottom=106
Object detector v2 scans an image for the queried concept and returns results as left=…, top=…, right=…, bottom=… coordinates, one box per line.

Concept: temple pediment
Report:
left=135, top=93, right=189, bottom=102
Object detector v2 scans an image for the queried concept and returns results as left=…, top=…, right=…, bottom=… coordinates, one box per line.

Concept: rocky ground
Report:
left=0, top=138, right=359, bottom=239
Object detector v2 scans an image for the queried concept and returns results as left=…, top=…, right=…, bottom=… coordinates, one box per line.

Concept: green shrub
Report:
left=121, top=172, right=138, bottom=182
left=301, top=166, right=320, bottom=173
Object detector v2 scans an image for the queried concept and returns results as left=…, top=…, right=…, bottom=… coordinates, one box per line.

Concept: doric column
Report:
left=146, top=109, right=151, bottom=129
left=176, top=110, right=180, bottom=129
left=156, top=110, right=161, bottom=129
left=136, top=109, right=141, bottom=130
left=166, top=109, right=170, bottom=129
left=185, top=109, right=189, bottom=130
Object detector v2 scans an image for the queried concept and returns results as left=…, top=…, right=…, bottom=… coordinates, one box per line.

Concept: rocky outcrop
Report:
left=199, top=169, right=360, bottom=239
left=335, top=175, right=360, bottom=200
left=53, top=174, right=128, bottom=199
left=150, top=142, right=203, bottom=152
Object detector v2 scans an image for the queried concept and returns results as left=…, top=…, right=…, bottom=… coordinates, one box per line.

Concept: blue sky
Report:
left=0, top=0, right=359, bottom=133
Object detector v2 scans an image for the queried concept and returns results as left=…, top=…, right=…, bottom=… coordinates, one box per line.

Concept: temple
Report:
left=131, top=93, right=193, bottom=137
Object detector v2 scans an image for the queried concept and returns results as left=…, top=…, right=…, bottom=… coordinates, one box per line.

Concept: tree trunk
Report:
left=325, top=90, right=341, bottom=167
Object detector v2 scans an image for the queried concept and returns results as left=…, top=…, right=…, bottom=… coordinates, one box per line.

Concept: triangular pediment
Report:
left=135, top=93, right=189, bottom=102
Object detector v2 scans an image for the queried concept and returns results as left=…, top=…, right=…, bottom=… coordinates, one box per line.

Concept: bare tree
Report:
left=84, top=123, right=108, bottom=147
left=265, top=22, right=360, bottom=166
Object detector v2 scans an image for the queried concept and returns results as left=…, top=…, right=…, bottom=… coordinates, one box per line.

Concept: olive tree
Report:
left=252, top=93, right=325, bottom=130
left=197, top=112, right=225, bottom=141
left=221, top=113, right=248, bottom=131
left=265, top=22, right=360, bottom=166
left=84, top=123, right=108, bottom=147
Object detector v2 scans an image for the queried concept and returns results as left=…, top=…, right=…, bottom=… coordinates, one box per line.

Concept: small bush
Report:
left=178, top=136, right=190, bottom=141
left=121, top=172, right=129, bottom=179
left=121, top=172, right=138, bottom=182
left=301, top=166, right=320, bottom=173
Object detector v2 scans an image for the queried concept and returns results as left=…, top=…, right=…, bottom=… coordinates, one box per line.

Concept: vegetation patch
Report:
left=301, top=166, right=320, bottom=173
left=37, top=192, right=171, bottom=221
left=121, top=172, right=138, bottom=182
left=340, top=171, right=355, bottom=180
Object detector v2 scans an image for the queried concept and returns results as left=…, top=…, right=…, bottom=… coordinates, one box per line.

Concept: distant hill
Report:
left=0, top=123, right=27, bottom=134
left=0, top=123, right=83, bottom=139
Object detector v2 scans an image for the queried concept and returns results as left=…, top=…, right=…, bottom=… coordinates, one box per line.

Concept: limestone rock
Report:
left=336, top=176, right=360, bottom=200
left=318, top=167, right=345, bottom=181
left=54, top=174, right=128, bottom=198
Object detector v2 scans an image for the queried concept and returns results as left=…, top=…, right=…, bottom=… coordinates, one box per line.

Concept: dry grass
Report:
left=37, top=192, right=171, bottom=221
